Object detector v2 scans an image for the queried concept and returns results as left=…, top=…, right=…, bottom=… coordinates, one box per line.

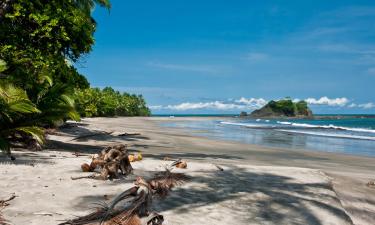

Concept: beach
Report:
left=1, top=117, right=375, bottom=225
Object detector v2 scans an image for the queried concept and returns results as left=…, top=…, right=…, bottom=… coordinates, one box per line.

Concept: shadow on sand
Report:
left=152, top=167, right=353, bottom=225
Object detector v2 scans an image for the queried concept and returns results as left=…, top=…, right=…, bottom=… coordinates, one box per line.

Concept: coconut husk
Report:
left=175, top=161, right=187, bottom=169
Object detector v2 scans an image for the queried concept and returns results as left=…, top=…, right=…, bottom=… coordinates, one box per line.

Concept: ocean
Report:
left=160, top=115, right=375, bottom=157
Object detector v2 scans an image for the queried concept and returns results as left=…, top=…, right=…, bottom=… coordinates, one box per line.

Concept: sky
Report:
left=77, top=0, right=375, bottom=114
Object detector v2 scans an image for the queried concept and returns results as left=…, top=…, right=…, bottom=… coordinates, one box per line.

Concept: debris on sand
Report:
left=118, top=132, right=141, bottom=137
left=0, top=194, right=17, bottom=207
left=128, top=153, right=142, bottom=162
left=213, top=164, right=224, bottom=171
left=0, top=194, right=17, bottom=225
left=367, top=180, right=375, bottom=188
left=60, top=170, right=188, bottom=225
left=171, top=159, right=187, bottom=169
left=76, top=144, right=133, bottom=180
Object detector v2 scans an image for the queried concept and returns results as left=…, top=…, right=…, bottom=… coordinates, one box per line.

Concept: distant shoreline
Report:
left=151, top=113, right=375, bottom=119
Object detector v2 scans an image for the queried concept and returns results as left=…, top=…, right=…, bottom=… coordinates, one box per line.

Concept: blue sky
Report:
left=78, top=0, right=375, bottom=114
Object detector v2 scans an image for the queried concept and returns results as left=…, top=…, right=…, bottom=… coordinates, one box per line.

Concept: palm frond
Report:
left=16, top=126, right=45, bottom=145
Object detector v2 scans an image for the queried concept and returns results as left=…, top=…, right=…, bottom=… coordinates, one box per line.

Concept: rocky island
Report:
left=250, top=98, right=313, bottom=118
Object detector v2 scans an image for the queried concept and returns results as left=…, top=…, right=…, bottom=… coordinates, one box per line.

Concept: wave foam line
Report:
left=276, top=121, right=375, bottom=134
left=277, top=129, right=375, bottom=141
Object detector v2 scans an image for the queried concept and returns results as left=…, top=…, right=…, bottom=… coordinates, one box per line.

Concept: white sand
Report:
left=0, top=117, right=374, bottom=224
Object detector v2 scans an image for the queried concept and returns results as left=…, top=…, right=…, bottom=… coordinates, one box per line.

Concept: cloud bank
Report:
left=150, top=96, right=375, bottom=111
left=304, top=97, right=349, bottom=106
left=150, top=98, right=266, bottom=111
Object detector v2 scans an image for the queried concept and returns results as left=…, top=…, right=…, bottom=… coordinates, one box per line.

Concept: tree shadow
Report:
left=45, top=140, right=103, bottom=154
left=152, top=167, right=353, bottom=225
left=0, top=151, right=54, bottom=165
left=68, top=166, right=353, bottom=225
left=57, top=125, right=150, bottom=143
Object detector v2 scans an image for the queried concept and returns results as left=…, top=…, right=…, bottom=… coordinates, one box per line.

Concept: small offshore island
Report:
left=242, top=98, right=313, bottom=118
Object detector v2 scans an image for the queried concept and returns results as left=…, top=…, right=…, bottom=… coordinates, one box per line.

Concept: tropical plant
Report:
left=0, top=82, right=44, bottom=154
left=74, top=87, right=151, bottom=117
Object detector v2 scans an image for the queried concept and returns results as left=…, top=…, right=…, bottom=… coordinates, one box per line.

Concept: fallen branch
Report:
left=72, top=152, right=91, bottom=157
left=0, top=194, right=17, bottom=207
left=71, top=174, right=96, bottom=180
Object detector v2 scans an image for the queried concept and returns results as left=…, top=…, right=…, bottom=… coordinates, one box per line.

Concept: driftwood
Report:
left=60, top=170, right=189, bottom=225
left=77, top=144, right=133, bottom=180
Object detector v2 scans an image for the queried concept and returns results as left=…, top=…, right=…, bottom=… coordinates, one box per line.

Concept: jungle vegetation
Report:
left=0, top=0, right=150, bottom=155
left=250, top=98, right=313, bottom=118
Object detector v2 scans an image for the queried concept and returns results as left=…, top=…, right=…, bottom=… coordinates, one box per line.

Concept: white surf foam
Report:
left=276, top=121, right=375, bottom=134
left=277, top=129, right=375, bottom=141
left=220, top=121, right=267, bottom=128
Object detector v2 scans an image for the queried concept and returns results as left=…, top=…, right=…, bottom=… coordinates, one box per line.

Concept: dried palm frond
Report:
left=62, top=170, right=188, bottom=225
left=59, top=206, right=107, bottom=225
left=148, top=169, right=189, bottom=198
left=0, top=211, right=8, bottom=225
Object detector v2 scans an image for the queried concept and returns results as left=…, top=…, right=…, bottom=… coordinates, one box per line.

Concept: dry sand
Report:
left=1, top=117, right=375, bottom=225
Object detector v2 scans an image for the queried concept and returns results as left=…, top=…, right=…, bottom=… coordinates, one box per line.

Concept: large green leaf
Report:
left=9, top=100, right=40, bottom=114
left=16, top=126, right=45, bottom=145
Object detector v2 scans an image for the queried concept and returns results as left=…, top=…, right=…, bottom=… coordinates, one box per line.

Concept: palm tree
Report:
left=0, top=82, right=44, bottom=155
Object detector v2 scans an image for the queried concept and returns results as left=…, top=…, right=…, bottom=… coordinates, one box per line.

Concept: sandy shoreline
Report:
left=1, top=117, right=375, bottom=225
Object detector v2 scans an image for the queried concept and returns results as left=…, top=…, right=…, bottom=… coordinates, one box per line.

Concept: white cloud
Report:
left=235, top=97, right=267, bottom=108
left=164, top=101, right=246, bottom=111
left=151, top=97, right=267, bottom=111
left=149, top=105, right=163, bottom=110
left=305, top=97, right=349, bottom=106
left=358, top=103, right=375, bottom=109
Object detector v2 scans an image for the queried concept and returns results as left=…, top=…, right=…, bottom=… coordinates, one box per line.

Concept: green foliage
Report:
left=0, top=82, right=45, bottom=154
left=0, top=0, right=151, bottom=155
left=74, top=87, right=151, bottom=117
left=296, top=100, right=309, bottom=115
left=253, top=98, right=312, bottom=118
left=268, top=99, right=296, bottom=116
left=0, top=0, right=110, bottom=154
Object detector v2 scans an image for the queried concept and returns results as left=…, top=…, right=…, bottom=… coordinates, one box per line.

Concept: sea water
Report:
left=160, top=115, right=375, bottom=157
